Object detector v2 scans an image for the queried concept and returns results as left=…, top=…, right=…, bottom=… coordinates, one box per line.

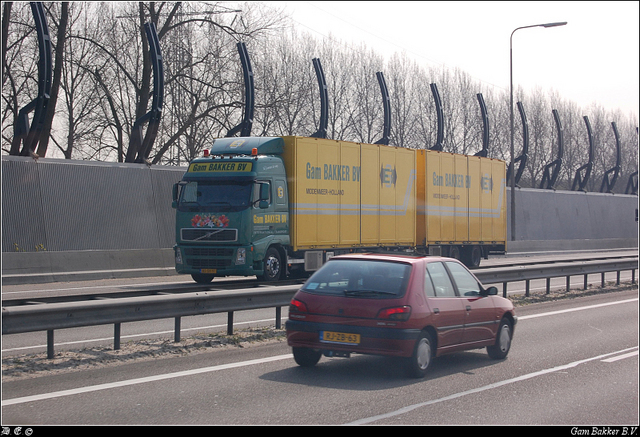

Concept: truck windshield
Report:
left=178, top=180, right=253, bottom=212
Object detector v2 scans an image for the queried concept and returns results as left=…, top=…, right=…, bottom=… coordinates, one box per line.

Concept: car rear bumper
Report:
left=285, top=319, right=421, bottom=358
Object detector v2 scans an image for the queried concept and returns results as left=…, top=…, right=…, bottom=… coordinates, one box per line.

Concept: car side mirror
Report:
left=482, top=286, right=498, bottom=296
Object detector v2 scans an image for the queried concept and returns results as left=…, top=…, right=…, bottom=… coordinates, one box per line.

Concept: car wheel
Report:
left=191, top=273, right=215, bottom=284
left=258, top=247, right=282, bottom=282
left=406, top=331, right=434, bottom=378
left=487, top=318, right=512, bottom=359
left=292, top=347, right=322, bottom=367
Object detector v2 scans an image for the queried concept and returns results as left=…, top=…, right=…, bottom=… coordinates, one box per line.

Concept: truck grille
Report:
left=187, top=258, right=232, bottom=269
left=184, top=248, right=234, bottom=269
left=184, top=248, right=234, bottom=257
left=181, top=228, right=238, bottom=242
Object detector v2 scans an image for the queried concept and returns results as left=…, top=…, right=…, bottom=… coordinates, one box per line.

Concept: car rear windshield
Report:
left=301, top=259, right=412, bottom=298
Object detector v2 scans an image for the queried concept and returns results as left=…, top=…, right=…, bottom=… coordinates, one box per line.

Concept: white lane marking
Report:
left=601, top=350, right=639, bottom=363
left=517, top=298, right=638, bottom=321
left=347, top=346, right=639, bottom=425
left=2, top=354, right=293, bottom=406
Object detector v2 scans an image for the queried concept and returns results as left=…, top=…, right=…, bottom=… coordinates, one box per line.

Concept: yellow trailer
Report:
left=281, top=136, right=416, bottom=252
left=281, top=136, right=505, bottom=267
left=418, top=149, right=507, bottom=266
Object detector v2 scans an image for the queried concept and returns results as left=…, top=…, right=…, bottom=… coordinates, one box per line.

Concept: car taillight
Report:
left=290, top=298, right=308, bottom=313
left=377, top=306, right=411, bottom=321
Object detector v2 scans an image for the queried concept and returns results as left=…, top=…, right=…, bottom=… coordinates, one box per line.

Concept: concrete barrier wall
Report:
left=507, top=187, right=638, bottom=241
left=1, top=248, right=176, bottom=284
left=2, top=156, right=638, bottom=284
left=2, top=156, right=185, bottom=253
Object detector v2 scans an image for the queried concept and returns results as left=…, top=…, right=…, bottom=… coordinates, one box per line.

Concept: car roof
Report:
left=329, top=252, right=458, bottom=265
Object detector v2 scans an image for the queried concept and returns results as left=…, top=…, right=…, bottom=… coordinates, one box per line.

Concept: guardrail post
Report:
left=584, top=274, right=588, bottom=290
left=47, top=330, right=54, bottom=359
left=275, top=307, right=281, bottom=329
left=546, top=278, right=551, bottom=294
left=174, top=317, right=181, bottom=342
left=616, top=271, right=621, bottom=285
left=566, top=276, right=571, bottom=292
left=114, top=323, right=121, bottom=350
left=502, top=282, right=507, bottom=298
left=601, top=273, right=606, bottom=287
left=633, top=269, right=636, bottom=284
left=227, top=311, right=234, bottom=335
left=525, top=280, right=530, bottom=297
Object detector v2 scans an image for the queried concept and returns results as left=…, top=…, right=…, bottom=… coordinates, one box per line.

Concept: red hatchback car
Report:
left=286, top=253, right=517, bottom=378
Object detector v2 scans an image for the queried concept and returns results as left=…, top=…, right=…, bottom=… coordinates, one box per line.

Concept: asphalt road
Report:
left=2, top=288, right=637, bottom=426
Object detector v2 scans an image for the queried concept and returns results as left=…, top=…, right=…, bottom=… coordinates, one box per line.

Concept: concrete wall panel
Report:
left=507, top=187, right=638, bottom=242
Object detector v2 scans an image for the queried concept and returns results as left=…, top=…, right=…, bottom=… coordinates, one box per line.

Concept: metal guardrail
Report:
left=476, top=257, right=638, bottom=297
left=2, top=285, right=300, bottom=359
left=2, top=258, right=637, bottom=359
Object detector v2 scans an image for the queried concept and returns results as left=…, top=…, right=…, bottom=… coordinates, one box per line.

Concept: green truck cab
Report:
left=172, top=137, right=289, bottom=283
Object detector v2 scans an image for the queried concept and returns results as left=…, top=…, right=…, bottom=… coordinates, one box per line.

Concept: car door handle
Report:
left=433, top=308, right=440, bottom=314
left=466, top=305, right=471, bottom=311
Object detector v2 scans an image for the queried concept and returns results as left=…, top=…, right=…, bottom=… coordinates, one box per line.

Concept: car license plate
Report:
left=200, top=269, right=217, bottom=274
left=320, top=331, right=360, bottom=345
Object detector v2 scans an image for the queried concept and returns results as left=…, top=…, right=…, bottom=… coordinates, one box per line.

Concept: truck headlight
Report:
left=236, top=248, right=246, bottom=265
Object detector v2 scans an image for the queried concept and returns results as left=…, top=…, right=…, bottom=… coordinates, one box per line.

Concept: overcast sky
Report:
left=262, top=1, right=639, bottom=120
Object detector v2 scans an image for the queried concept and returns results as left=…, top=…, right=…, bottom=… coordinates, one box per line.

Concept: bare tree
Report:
left=482, top=85, right=510, bottom=162
left=386, top=52, right=419, bottom=149
left=2, top=2, right=13, bottom=83
left=34, top=2, right=68, bottom=157
left=345, top=44, right=384, bottom=144
left=2, top=3, right=39, bottom=152
left=254, top=27, right=315, bottom=137
left=520, top=87, right=551, bottom=187
left=316, top=34, right=357, bottom=141
left=411, top=72, right=439, bottom=150
left=51, top=2, right=104, bottom=159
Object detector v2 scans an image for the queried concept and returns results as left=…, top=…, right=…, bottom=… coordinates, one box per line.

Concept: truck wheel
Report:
left=462, top=246, right=482, bottom=268
left=258, top=247, right=282, bottom=281
left=449, top=246, right=460, bottom=260
left=191, top=273, right=215, bottom=284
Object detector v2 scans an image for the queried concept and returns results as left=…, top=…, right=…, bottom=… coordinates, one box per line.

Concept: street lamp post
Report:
left=509, top=21, right=567, bottom=241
